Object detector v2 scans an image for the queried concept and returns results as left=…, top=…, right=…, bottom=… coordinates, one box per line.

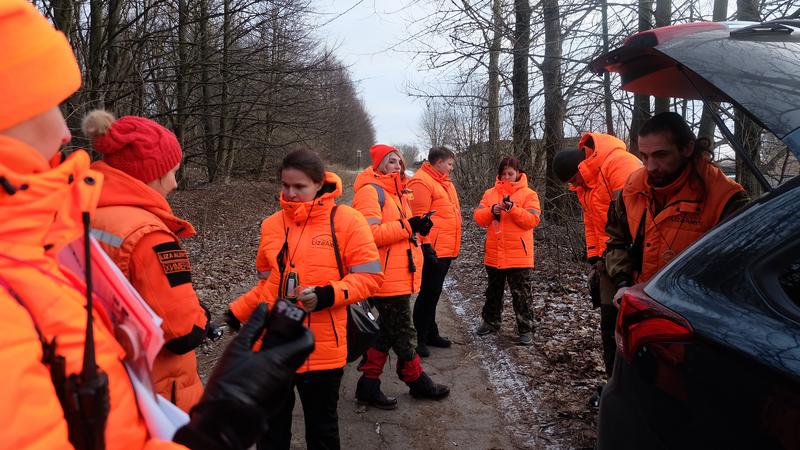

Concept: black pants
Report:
left=258, top=368, right=344, bottom=450
left=413, top=253, right=452, bottom=343
left=600, top=304, right=618, bottom=376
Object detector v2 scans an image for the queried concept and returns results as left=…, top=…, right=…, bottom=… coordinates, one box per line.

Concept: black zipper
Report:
left=521, top=237, right=528, bottom=255
left=384, top=248, right=391, bottom=271
left=329, top=309, right=339, bottom=346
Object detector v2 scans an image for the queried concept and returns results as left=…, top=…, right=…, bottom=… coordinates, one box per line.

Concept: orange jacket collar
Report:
left=420, top=161, right=450, bottom=183
left=494, top=172, right=529, bottom=196
left=577, top=132, right=628, bottom=188
left=0, top=138, right=102, bottom=254
left=353, top=166, right=406, bottom=196
left=91, top=161, right=195, bottom=238
left=280, top=171, right=342, bottom=223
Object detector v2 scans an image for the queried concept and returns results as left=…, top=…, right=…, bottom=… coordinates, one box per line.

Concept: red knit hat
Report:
left=370, top=144, right=400, bottom=170
left=88, top=113, right=182, bottom=183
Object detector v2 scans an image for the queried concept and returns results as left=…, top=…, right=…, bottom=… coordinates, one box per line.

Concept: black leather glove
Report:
left=408, top=216, right=434, bottom=237
left=224, top=308, right=241, bottom=332
left=422, top=243, right=438, bottom=264
left=312, top=285, right=335, bottom=311
left=173, top=303, right=314, bottom=450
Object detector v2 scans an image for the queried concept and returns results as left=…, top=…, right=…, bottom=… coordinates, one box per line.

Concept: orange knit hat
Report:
left=0, top=0, right=81, bottom=131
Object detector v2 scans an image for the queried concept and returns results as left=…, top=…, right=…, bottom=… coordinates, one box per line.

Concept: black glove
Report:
left=422, top=243, right=438, bottom=264
left=407, top=216, right=434, bottom=236
left=588, top=259, right=605, bottom=309
left=312, top=285, right=335, bottom=311
left=224, top=309, right=241, bottom=332
left=173, top=303, right=314, bottom=450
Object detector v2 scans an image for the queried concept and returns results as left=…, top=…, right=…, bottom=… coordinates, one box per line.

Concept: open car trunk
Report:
left=589, top=20, right=800, bottom=165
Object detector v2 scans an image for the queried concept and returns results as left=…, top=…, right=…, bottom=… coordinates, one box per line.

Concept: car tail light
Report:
left=616, top=286, right=694, bottom=361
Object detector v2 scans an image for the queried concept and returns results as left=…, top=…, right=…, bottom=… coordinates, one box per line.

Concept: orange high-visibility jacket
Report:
left=91, top=161, right=207, bottom=412
left=621, top=159, right=744, bottom=283
left=570, top=133, right=642, bottom=260
left=352, top=167, right=423, bottom=296
left=473, top=173, right=542, bottom=269
left=0, top=138, right=184, bottom=450
left=229, top=172, right=383, bottom=372
left=407, top=162, right=462, bottom=258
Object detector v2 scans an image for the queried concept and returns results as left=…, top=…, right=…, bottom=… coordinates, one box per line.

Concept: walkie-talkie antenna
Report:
left=81, top=211, right=97, bottom=380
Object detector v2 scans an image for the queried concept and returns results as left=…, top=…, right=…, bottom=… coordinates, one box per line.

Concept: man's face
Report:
left=433, top=157, right=454, bottom=176
left=638, top=132, right=693, bottom=187
left=569, top=171, right=587, bottom=189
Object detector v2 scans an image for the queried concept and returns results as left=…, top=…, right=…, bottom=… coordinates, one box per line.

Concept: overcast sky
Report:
left=313, top=0, right=427, bottom=150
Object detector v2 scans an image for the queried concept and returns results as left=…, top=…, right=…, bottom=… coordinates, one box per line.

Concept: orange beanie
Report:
left=0, top=0, right=81, bottom=131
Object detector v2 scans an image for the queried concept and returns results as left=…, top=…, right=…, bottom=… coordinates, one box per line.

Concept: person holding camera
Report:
left=81, top=109, right=212, bottom=413
left=407, top=146, right=461, bottom=357
left=226, top=149, right=383, bottom=450
left=0, top=2, right=314, bottom=448
left=473, top=157, right=541, bottom=346
left=351, top=144, right=450, bottom=410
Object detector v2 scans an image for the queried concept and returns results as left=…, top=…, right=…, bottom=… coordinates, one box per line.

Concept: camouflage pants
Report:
left=371, top=295, right=417, bottom=361
left=482, top=266, right=535, bottom=334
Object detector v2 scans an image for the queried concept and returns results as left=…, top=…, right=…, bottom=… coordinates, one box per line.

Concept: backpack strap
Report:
left=370, top=183, right=385, bottom=210
left=330, top=205, right=345, bottom=280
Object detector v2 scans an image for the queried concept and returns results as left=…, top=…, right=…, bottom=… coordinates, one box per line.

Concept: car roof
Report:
left=590, top=20, right=800, bottom=158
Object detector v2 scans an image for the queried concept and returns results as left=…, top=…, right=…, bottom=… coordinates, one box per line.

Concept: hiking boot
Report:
left=356, top=377, right=398, bottom=410
left=476, top=321, right=498, bottom=336
left=408, top=372, right=450, bottom=400
left=427, top=334, right=451, bottom=348
left=516, top=332, right=533, bottom=346
left=416, top=343, right=430, bottom=358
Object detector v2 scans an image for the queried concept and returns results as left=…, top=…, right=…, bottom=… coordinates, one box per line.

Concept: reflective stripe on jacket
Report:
left=0, top=139, right=184, bottom=449
left=473, top=173, right=541, bottom=269
left=570, top=133, right=642, bottom=259
left=91, top=161, right=206, bottom=413
left=407, top=162, right=462, bottom=258
left=353, top=167, right=423, bottom=296
left=230, top=172, right=383, bottom=372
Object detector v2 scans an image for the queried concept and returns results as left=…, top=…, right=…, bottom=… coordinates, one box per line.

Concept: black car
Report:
left=589, top=20, right=800, bottom=449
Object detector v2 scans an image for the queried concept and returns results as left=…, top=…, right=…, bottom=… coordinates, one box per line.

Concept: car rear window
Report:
left=780, top=260, right=800, bottom=304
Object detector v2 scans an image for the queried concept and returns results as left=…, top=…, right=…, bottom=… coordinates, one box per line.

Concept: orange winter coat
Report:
left=352, top=167, right=423, bottom=296
left=570, top=133, right=642, bottom=260
left=91, top=161, right=207, bottom=412
left=407, top=162, right=462, bottom=258
left=0, top=138, right=183, bottom=450
left=230, top=172, right=383, bottom=372
left=474, top=173, right=542, bottom=269
left=621, top=159, right=744, bottom=283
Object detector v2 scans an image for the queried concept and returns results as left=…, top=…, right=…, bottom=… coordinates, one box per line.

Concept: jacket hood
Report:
left=354, top=166, right=406, bottom=196
left=0, top=137, right=102, bottom=255
left=577, top=132, right=628, bottom=188
left=494, top=172, right=529, bottom=196
left=280, top=171, right=342, bottom=223
left=91, top=161, right=195, bottom=238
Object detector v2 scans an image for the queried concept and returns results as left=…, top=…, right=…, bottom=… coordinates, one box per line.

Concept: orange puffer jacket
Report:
left=474, top=173, right=542, bottom=269
left=407, top=162, right=462, bottom=258
left=570, top=133, right=642, bottom=260
left=352, top=167, right=423, bottom=296
left=622, top=159, right=744, bottom=283
left=229, top=172, right=383, bottom=372
left=0, top=138, right=183, bottom=450
left=91, top=161, right=207, bottom=412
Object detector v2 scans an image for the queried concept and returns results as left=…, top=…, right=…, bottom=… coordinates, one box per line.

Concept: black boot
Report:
left=416, top=342, right=430, bottom=357
left=408, top=372, right=450, bottom=400
left=427, top=323, right=451, bottom=348
left=356, top=376, right=398, bottom=410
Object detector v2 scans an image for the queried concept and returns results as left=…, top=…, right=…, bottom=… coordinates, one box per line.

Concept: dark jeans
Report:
left=482, top=266, right=534, bottom=334
left=257, top=368, right=344, bottom=450
left=600, top=304, right=618, bottom=376
left=372, top=295, right=417, bottom=361
left=413, top=252, right=452, bottom=343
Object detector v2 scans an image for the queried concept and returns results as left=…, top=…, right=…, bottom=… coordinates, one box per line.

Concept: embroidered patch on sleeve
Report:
left=153, top=241, right=192, bottom=287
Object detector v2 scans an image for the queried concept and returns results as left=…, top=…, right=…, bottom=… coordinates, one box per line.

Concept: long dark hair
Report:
left=279, top=149, right=325, bottom=183
left=497, top=155, right=523, bottom=179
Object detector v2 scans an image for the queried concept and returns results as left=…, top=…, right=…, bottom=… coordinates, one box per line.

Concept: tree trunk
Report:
left=542, top=0, right=565, bottom=213
left=698, top=0, right=728, bottom=143
left=512, top=0, right=532, bottom=172
left=199, top=0, right=218, bottom=182
left=487, top=0, right=502, bottom=158
left=734, top=0, right=762, bottom=195
left=600, top=0, right=614, bottom=136
left=217, top=0, right=232, bottom=182
left=88, top=0, right=104, bottom=108
left=102, top=0, right=122, bottom=110
left=175, top=0, right=190, bottom=189
left=653, top=0, right=671, bottom=114
left=629, top=0, right=654, bottom=156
